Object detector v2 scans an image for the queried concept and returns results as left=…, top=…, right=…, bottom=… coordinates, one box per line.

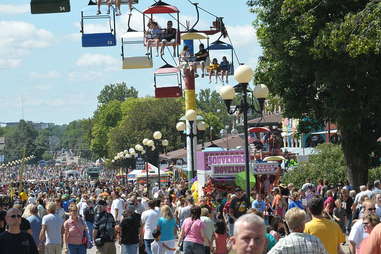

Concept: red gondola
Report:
left=143, top=1, right=180, bottom=57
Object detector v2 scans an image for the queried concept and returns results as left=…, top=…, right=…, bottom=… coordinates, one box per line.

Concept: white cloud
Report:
left=68, top=70, right=105, bottom=81
left=75, top=53, right=119, bottom=69
left=0, top=59, right=21, bottom=69
left=0, top=21, right=55, bottom=69
left=0, top=4, right=29, bottom=15
left=30, top=71, right=61, bottom=79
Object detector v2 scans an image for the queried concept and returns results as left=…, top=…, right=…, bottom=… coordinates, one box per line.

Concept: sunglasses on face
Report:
left=367, top=208, right=376, bottom=211
left=9, top=214, right=22, bottom=218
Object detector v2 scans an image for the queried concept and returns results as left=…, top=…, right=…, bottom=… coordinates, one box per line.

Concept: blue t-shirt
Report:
left=157, top=217, right=176, bottom=241
left=252, top=200, right=266, bottom=213
left=288, top=200, right=304, bottom=210
left=27, top=215, right=41, bottom=245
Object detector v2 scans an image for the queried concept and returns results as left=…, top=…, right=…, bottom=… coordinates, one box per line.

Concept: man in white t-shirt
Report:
left=77, top=194, right=89, bottom=218
left=348, top=200, right=376, bottom=254
left=39, top=202, right=64, bottom=254
left=141, top=200, right=160, bottom=254
left=111, top=192, right=124, bottom=223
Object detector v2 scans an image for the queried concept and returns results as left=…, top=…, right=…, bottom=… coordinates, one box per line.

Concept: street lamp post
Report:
left=219, top=65, right=269, bottom=208
left=176, top=111, right=207, bottom=180
left=152, top=131, right=169, bottom=188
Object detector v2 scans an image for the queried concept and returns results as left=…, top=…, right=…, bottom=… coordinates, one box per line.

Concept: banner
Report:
left=252, top=162, right=279, bottom=175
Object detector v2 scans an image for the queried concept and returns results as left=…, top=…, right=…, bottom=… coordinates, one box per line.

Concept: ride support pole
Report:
left=183, top=68, right=197, bottom=184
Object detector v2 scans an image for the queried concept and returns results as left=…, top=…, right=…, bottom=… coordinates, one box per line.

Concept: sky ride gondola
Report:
left=154, top=63, right=182, bottom=98
left=143, top=1, right=181, bottom=57
left=121, top=31, right=153, bottom=69
left=207, top=40, right=235, bottom=75
left=81, top=8, right=117, bottom=47
left=30, top=0, right=70, bottom=14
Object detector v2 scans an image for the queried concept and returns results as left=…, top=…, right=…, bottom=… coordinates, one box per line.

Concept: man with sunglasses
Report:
left=348, top=200, right=377, bottom=254
left=0, top=208, right=38, bottom=254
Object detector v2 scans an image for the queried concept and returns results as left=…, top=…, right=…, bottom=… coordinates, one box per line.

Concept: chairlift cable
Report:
left=185, top=0, right=219, bottom=18
left=150, top=0, right=188, bottom=30
left=226, top=33, right=241, bottom=65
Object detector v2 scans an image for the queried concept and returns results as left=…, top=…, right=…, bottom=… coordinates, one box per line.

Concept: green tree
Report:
left=91, top=101, right=122, bottom=158
left=4, top=120, right=38, bottom=161
left=97, top=82, right=138, bottom=105
left=282, top=144, right=346, bottom=187
left=197, top=88, right=232, bottom=141
left=61, top=119, right=93, bottom=159
left=249, top=0, right=381, bottom=187
left=107, top=98, right=183, bottom=164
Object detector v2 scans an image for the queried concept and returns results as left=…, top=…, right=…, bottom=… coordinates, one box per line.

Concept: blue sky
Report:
left=0, top=0, right=261, bottom=124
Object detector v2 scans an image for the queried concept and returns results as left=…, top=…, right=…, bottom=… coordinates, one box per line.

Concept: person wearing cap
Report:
left=93, top=199, right=116, bottom=254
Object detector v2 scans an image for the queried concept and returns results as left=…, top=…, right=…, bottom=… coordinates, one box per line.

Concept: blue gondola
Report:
left=81, top=8, right=116, bottom=47
left=207, top=40, right=234, bottom=75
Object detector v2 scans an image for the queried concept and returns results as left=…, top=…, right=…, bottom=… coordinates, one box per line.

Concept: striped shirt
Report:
left=268, top=232, right=328, bottom=254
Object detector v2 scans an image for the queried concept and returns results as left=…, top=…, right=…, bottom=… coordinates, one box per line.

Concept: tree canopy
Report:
left=97, top=82, right=138, bottom=105
left=249, top=0, right=381, bottom=186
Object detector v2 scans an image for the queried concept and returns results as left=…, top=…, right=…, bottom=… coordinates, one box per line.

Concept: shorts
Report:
left=162, top=37, right=176, bottom=43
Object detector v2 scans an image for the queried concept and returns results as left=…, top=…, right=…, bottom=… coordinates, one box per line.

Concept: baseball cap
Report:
left=97, top=200, right=107, bottom=206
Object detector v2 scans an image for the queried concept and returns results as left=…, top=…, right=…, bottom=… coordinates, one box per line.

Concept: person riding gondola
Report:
left=145, top=20, right=161, bottom=57
left=160, top=21, right=177, bottom=56
left=194, top=43, right=209, bottom=78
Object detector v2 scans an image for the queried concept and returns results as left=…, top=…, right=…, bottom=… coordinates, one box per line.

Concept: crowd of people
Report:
left=1, top=166, right=381, bottom=254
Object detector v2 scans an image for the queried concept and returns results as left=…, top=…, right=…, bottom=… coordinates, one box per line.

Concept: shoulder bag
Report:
left=179, top=219, right=195, bottom=251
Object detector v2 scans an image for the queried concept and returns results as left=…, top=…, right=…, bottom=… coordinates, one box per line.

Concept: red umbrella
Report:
left=248, top=127, right=271, bottom=133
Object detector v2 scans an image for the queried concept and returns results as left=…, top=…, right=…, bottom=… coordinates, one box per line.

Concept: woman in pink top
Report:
left=178, top=206, right=206, bottom=254
left=359, top=214, right=380, bottom=254
left=64, top=204, right=87, bottom=254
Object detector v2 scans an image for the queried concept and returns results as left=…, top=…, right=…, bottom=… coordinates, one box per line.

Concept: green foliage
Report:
left=249, top=0, right=381, bottom=186
left=3, top=120, right=38, bottom=161
left=97, top=82, right=138, bottom=105
left=107, top=97, right=182, bottom=164
left=282, top=144, right=346, bottom=188
left=61, top=119, right=93, bottom=159
left=369, top=166, right=381, bottom=184
left=91, top=101, right=122, bottom=158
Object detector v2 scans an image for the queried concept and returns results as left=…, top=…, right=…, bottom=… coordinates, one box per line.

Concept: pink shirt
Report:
left=361, top=224, right=381, bottom=254
left=214, top=233, right=228, bottom=254
left=64, top=217, right=86, bottom=245
left=182, top=218, right=205, bottom=245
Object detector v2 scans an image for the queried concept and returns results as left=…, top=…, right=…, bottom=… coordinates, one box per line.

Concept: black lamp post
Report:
left=219, top=65, right=269, bottom=208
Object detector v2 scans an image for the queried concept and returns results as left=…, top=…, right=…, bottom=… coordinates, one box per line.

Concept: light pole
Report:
left=219, top=65, right=269, bottom=208
left=152, top=131, right=169, bottom=188
left=176, top=111, right=207, bottom=180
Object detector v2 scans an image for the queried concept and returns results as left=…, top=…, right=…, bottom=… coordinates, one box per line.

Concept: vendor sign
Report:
left=197, top=150, right=245, bottom=171
left=252, top=162, right=279, bottom=175
left=211, top=164, right=245, bottom=177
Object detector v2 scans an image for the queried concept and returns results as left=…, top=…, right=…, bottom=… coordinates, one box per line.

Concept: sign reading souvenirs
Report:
left=198, top=150, right=280, bottom=177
